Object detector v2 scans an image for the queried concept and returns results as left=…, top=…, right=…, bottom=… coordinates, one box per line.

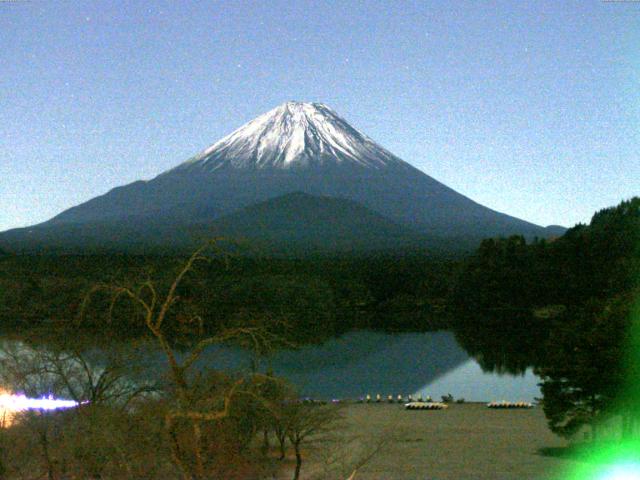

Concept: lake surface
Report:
left=1, top=331, right=541, bottom=403
left=188, top=330, right=541, bottom=402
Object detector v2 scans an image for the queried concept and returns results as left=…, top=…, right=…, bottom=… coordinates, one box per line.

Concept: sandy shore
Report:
left=297, top=402, right=582, bottom=480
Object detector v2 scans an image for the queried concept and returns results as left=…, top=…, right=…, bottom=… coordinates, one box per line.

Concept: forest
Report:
left=0, top=250, right=456, bottom=340
left=452, top=197, right=640, bottom=439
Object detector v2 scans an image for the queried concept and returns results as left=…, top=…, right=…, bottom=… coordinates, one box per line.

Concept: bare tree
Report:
left=280, top=403, right=343, bottom=480
left=303, top=404, right=401, bottom=480
left=80, top=241, right=284, bottom=480
left=306, top=431, right=391, bottom=480
left=0, top=338, right=161, bottom=480
left=0, top=342, right=64, bottom=480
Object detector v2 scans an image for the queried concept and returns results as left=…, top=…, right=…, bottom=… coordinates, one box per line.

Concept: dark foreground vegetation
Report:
left=0, top=246, right=359, bottom=480
left=0, top=197, right=638, bottom=478
left=453, top=197, right=640, bottom=441
left=0, top=250, right=455, bottom=340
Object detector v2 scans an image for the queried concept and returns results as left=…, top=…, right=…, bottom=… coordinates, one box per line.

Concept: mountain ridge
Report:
left=0, top=101, right=564, bottom=254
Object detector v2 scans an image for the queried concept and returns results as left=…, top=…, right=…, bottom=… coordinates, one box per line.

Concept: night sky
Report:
left=1, top=0, right=638, bottom=231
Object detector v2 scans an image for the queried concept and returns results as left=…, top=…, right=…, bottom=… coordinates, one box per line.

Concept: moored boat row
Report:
left=487, top=401, right=534, bottom=409
left=404, top=401, right=448, bottom=410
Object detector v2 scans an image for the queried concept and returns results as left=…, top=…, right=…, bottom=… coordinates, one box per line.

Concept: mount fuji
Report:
left=0, top=102, right=561, bottom=254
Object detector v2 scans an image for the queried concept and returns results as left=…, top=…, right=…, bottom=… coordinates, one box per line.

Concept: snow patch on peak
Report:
left=171, top=102, right=408, bottom=173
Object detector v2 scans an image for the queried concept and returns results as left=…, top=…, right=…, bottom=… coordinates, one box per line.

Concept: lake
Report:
left=187, top=330, right=541, bottom=402
left=1, top=331, right=541, bottom=404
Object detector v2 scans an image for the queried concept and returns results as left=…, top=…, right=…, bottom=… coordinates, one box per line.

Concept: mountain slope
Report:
left=197, top=192, right=426, bottom=254
left=0, top=193, right=426, bottom=255
left=1, top=101, right=556, bottom=253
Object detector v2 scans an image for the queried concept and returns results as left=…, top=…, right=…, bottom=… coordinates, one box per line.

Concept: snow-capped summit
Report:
left=172, top=101, right=406, bottom=172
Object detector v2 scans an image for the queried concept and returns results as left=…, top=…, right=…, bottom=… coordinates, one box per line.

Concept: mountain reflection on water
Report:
left=1, top=331, right=541, bottom=403
left=187, top=331, right=541, bottom=401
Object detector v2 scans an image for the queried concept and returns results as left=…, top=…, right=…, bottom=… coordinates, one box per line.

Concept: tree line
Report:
left=0, top=251, right=456, bottom=342
left=452, top=197, right=640, bottom=440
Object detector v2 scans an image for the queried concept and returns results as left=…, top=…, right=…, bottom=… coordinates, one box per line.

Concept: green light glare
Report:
left=563, top=440, right=640, bottom=480
left=562, top=294, right=640, bottom=480
left=625, top=296, right=640, bottom=422
left=595, top=463, right=640, bottom=480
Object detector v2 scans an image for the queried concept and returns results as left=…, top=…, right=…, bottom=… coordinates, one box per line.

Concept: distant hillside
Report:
left=0, top=193, right=431, bottom=255
left=0, top=219, right=191, bottom=255
left=543, top=225, right=567, bottom=237
left=194, top=192, right=427, bottom=254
